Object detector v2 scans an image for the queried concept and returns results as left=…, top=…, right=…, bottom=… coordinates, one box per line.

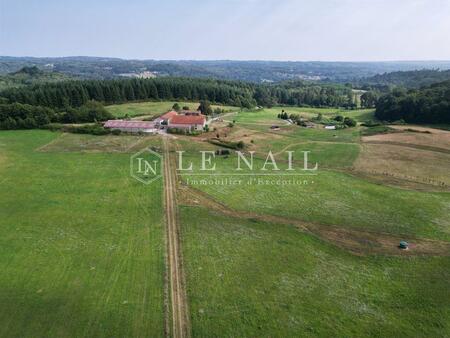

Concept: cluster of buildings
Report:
left=103, top=110, right=207, bottom=134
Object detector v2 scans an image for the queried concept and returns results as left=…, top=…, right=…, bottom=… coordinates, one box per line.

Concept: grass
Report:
left=105, top=101, right=239, bottom=118
left=178, top=126, right=450, bottom=241
left=0, top=102, right=448, bottom=337
left=181, top=206, right=450, bottom=337
left=0, top=131, right=165, bottom=337
left=181, top=156, right=450, bottom=240
left=234, top=107, right=375, bottom=124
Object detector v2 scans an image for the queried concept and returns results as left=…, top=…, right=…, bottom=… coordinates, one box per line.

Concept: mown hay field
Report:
left=0, top=131, right=165, bottom=337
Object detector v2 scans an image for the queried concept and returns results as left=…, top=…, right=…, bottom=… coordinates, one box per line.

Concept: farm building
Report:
left=182, top=111, right=202, bottom=116
left=168, top=114, right=206, bottom=132
left=103, top=120, right=156, bottom=133
left=154, top=110, right=178, bottom=126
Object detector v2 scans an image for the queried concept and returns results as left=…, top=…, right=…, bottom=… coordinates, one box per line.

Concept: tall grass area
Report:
left=0, top=131, right=165, bottom=337
left=181, top=207, right=450, bottom=337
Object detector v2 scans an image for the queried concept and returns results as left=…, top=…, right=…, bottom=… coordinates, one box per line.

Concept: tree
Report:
left=361, top=91, right=379, bottom=108
left=198, top=100, right=213, bottom=115
left=172, top=103, right=181, bottom=111
left=344, top=117, right=357, bottom=127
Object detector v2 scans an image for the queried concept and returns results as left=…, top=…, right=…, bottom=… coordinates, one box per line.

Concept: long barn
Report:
left=103, top=120, right=156, bottom=133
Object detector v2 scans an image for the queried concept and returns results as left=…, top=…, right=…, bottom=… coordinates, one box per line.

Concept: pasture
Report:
left=178, top=111, right=450, bottom=241
left=0, top=131, right=165, bottom=337
left=181, top=206, right=450, bottom=337
left=1, top=100, right=448, bottom=337
left=233, top=107, right=375, bottom=124
left=172, top=110, right=447, bottom=337
left=105, top=100, right=239, bottom=118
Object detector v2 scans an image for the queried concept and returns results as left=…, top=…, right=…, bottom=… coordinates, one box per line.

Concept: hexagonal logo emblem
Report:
left=130, top=147, right=163, bottom=185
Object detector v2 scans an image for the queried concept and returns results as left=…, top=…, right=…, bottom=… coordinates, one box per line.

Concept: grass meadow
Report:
left=233, top=107, right=375, bottom=124
left=182, top=108, right=449, bottom=335
left=179, top=151, right=450, bottom=241
left=0, top=131, right=165, bottom=337
left=1, top=101, right=448, bottom=337
left=181, top=206, right=450, bottom=337
left=105, top=100, right=239, bottom=118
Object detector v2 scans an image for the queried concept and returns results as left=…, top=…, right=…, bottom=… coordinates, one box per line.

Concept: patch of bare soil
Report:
left=178, top=184, right=450, bottom=256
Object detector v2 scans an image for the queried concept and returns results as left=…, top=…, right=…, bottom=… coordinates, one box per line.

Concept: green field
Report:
left=175, top=104, right=450, bottom=336
left=0, top=131, right=165, bottom=337
left=105, top=101, right=239, bottom=118
left=179, top=151, right=450, bottom=241
left=234, top=107, right=375, bottom=124
left=1, top=100, right=449, bottom=337
left=181, top=206, right=450, bottom=337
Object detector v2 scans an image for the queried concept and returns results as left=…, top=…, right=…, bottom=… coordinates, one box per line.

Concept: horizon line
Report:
left=2, top=55, right=450, bottom=63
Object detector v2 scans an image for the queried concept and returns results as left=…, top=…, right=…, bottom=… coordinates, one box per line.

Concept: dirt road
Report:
left=162, top=137, right=190, bottom=338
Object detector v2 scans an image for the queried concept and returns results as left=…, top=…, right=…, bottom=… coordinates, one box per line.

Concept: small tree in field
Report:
left=172, top=103, right=181, bottom=111
left=198, top=100, right=213, bottom=115
left=344, top=117, right=357, bottom=127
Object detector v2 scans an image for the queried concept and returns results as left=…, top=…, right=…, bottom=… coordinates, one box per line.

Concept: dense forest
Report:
left=0, top=76, right=357, bottom=129
left=0, top=101, right=112, bottom=130
left=0, top=77, right=356, bottom=109
left=375, top=81, right=450, bottom=123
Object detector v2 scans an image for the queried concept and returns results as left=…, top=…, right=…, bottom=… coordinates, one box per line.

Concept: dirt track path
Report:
left=163, top=137, right=190, bottom=338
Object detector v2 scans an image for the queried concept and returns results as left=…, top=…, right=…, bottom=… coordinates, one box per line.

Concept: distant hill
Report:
left=0, top=66, right=74, bottom=91
left=1, top=56, right=450, bottom=83
left=359, top=69, right=450, bottom=89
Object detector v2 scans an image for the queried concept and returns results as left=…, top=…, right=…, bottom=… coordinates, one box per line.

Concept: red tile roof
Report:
left=159, top=110, right=178, bottom=120
left=104, top=120, right=155, bottom=129
left=169, top=115, right=206, bottom=125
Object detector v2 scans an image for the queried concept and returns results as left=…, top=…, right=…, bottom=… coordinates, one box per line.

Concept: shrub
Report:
left=344, top=117, right=357, bottom=127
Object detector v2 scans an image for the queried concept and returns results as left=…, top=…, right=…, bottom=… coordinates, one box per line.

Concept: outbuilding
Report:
left=103, top=120, right=156, bottom=133
left=168, top=114, right=206, bottom=132
left=154, top=110, right=179, bottom=127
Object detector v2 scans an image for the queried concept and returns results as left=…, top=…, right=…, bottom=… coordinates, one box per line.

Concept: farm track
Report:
left=163, top=137, right=190, bottom=338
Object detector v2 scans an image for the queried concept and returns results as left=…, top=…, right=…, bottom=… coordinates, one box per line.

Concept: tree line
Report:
left=0, top=77, right=358, bottom=130
left=375, top=81, right=450, bottom=124
left=0, top=101, right=112, bottom=130
left=0, top=77, right=357, bottom=109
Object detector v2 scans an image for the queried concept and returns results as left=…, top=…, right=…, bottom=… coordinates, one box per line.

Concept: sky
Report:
left=1, top=0, right=450, bottom=61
